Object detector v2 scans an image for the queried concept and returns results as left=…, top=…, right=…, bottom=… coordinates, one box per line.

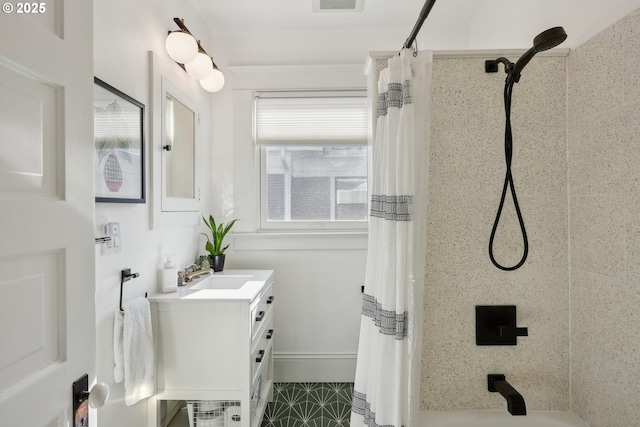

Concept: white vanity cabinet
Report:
left=147, top=270, right=275, bottom=427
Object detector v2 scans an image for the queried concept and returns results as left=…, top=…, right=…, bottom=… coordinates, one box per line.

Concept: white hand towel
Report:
left=113, top=297, right=155, bottom=406
left=114, top=308, right=125, bottom=383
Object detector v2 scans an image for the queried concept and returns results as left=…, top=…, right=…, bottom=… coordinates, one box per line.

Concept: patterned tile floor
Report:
left=261, top=383, right=353, bottom=427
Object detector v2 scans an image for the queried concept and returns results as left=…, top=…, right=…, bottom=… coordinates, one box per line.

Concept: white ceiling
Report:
left=192, top=0, right=640, bottom=50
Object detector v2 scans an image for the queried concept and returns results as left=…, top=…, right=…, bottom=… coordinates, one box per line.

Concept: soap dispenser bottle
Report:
left=159, top=254, right=178, bottom=293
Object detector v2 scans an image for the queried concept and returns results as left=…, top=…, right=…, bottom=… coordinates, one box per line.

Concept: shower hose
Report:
left=488, top=79, right=528, bottom=271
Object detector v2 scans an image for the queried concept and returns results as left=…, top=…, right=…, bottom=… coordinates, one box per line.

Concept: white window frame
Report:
left=255, top=90, right=368, bottom=231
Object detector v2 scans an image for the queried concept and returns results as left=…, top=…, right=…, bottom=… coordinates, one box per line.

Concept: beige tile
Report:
left=589, top=106, right=640, bottom=194
left=426, top=194, right=495, bottom=272
left=511, top=125, right=567, bottom=198
left=567, top=115, right=593, bottom=196
left=570, top=271, right=640, bottom=426
left=423, top=53, right=570, bottom=412
left=624, top=195, right=640, bottom=280
left=623, top=10, right=640, bottom=106
left=567, top=47, right=588, bottom=125
left=511, top=56, right=567, bottom=129
left=569, top=194, right=626, bottom=279
left=421, top=267, right=569, bottom=411
left=428, top=124, right=501, bottom=198
left=568, top=20, right=626, bottom=120
left=567, top=8, right=640, bottom=426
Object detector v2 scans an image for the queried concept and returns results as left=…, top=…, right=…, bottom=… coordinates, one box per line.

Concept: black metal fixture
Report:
left=476, top=305, right=528, bottom=346
left=485, top=27, right=567, bottom=271
left=485, top=27, right=568, bottom=85
left=402, top=0, right=437, bottom=50
left=488, top=374, right=527, bottom=416
left=119, top=268, right=141, bottom=312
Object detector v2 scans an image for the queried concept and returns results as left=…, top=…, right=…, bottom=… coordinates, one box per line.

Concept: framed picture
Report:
left=94, top=77, right=145, bottom=203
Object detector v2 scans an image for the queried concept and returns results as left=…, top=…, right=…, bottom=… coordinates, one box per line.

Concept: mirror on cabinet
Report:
left=163, top=92, right=195, bottom=199
left=161, top=79, right=199, bottom=211
left=150, top=51, right=201, bottom=228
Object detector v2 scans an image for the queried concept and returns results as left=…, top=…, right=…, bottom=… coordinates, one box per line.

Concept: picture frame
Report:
left=94, top=77, right=145, bottom=203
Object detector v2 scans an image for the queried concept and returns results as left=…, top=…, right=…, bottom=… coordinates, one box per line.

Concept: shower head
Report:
left=486, top=27, right=568, bottom=83
left=510, top=26, right=567, bottom=82
left=533, top=26, right=568, bottom=52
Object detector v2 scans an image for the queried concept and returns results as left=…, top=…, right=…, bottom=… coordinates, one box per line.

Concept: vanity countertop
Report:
left=148, top=269, right=273, bottom=302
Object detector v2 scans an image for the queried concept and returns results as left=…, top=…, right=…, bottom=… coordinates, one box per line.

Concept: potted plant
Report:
left=201, top=215, right=238, bottom=272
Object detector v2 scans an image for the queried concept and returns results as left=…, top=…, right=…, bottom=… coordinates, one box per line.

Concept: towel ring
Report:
left=119, top=268, right=141, bottom=311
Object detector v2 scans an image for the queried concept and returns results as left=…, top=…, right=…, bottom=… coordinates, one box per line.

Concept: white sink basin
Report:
left=189, top=274, right=253, bottom=290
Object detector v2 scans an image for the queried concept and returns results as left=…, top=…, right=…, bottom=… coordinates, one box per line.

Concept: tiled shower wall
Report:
left=421, top=53, right=569, bottom=411
left=568, top=8, right=640, bottom=427
left=419, top=7, right=640, bottom=425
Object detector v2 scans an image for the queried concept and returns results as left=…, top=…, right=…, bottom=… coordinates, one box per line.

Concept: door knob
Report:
left=73, top=374, right=110, bottom=427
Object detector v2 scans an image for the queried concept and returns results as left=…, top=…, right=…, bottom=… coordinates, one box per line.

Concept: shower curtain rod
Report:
left=402, top=0, right=437, bottom=49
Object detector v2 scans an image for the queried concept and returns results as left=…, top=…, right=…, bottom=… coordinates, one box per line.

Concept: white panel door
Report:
left=0, top=1, right=95, bottom=426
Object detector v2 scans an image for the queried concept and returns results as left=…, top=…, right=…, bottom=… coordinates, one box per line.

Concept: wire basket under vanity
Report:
left=185, top=400, right=241, bottom=427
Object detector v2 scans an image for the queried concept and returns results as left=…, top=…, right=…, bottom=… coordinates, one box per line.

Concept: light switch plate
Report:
left=102, top=222, right=121, bottom=255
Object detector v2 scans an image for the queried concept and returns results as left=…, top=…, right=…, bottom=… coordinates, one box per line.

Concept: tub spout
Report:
left=488, top=374, right=526, bottom=416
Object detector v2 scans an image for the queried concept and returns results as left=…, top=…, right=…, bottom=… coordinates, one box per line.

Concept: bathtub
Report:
left=420, top=411, right=590, bottom=427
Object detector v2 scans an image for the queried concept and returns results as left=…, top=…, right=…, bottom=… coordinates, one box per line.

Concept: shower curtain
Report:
left=351, top=49, right=432, bottom=427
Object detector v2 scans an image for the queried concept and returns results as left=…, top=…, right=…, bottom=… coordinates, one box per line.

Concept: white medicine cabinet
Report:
left=149, top=51, right=201, bottom=228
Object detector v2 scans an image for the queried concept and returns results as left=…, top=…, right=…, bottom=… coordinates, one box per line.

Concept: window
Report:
left=255, top=92, right=368, bottom=230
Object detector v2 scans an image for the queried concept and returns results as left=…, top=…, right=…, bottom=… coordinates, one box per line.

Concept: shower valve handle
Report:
left=494, top=324, right=528, bottom=338
left=476, top=306, right=528, bottom=346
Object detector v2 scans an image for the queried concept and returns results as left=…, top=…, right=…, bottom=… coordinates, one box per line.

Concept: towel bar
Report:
left=119, top=268, right=142, bottom=311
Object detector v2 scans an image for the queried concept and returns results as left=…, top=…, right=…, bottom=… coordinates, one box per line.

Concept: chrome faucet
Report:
left=185, top=268, right=213, bottom=282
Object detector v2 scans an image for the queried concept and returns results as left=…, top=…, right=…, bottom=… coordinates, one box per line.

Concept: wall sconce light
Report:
left=165, top=29, right=198, bottom=64
left=166, top=18, right=225, bottom=93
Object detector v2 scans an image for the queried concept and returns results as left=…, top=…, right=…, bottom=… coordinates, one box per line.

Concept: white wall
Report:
left=224, top=65, right=369, bottom=380
left=468, top=0, right=640, bottom=49
left=93, top=0, right=213, bottom=425
left=85, top=1, right=640, bottom=425
left=92, top=2, right=400, bottom=424
left=204, top=27, right=430, bottom=383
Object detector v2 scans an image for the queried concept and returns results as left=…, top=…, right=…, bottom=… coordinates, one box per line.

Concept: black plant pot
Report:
left=209, top=254, right=225, bottom=272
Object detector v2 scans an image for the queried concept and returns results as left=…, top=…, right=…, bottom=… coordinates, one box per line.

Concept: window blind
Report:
left=255, top=92, right=368, bottom=146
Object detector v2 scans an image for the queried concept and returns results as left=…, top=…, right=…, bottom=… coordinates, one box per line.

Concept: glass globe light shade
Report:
left=200, top=68, right=225, bottom=92
left=185, top=52, right=213, bottom=80
left=165, top=31, right=198, bottom=64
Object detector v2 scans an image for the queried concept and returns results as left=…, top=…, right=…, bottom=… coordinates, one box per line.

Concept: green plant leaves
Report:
left=202, top=216, right=238, bottom=256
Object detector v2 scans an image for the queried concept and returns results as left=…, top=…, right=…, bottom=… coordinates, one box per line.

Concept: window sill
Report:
left=230, top=231, right=368, bottom=251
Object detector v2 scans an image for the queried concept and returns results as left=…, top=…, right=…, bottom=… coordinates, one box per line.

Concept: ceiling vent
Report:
left=312, top=0, right=364, bottom=12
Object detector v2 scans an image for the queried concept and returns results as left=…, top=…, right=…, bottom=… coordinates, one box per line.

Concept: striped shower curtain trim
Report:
left=352, top=390, right=403, bottom=427
left=377, top=80, right=413, bottom=116
left=361, top=293, right=408, bottom=340
left=370, top=194, right=414, bottom=222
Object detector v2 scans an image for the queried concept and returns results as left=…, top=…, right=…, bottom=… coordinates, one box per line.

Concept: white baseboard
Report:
left=274, top=352, right=357, bottom=383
